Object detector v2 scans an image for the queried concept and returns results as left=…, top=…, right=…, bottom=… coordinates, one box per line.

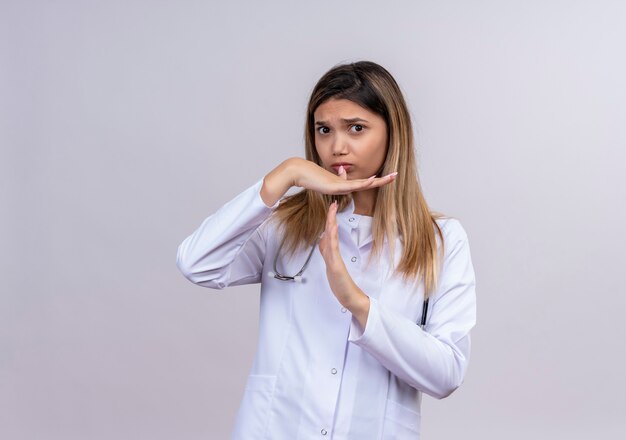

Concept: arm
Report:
left=177, top=158, right=400, bottom=288
left=176, top=177, right=280, bottom=289
left=347, top=219, right=477, bottom=399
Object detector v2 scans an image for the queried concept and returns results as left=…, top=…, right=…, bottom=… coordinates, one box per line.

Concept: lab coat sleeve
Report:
left=347, top=219, right=477, bottom=399
left=176, top=178, right=279, bottom=289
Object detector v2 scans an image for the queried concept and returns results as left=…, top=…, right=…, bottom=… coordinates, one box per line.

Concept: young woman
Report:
left=176, top=61, right=477, bottom=439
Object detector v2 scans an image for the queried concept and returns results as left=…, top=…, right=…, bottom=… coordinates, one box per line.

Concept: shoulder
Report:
left=435, top=216, right=468, bottom=240
left=433, top=216, right=470, bottom=256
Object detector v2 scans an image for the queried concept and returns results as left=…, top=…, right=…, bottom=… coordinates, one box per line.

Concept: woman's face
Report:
left=313, top=98, right=388, bottom=180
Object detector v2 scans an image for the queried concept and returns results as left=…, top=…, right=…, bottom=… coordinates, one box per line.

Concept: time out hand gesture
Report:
left=260, top=157, right=396, bottom=329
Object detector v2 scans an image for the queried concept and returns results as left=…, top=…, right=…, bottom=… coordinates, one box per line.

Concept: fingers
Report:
left=338, top=165, right=348, bottom=181
left=350, top=171, right=398, bottom=191
left=327, top=201, right=339, bottom=243
left=326, top=169, right=398, bottom=196
left=319, top=200, right=340, bottom=261
left=372, top=171, right=398, bottom=182
left=325, top=200, right=338, bottom=238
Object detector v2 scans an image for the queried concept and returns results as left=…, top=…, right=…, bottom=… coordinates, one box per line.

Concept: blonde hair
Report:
left=272, top=61, right=447, bottom=298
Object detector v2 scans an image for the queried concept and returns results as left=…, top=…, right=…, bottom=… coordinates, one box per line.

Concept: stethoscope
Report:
left=268, top=238, right=430, bottom=329
left=267, top=237, right=320, bottom=283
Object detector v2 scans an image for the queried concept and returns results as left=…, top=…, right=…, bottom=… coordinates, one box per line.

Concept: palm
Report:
left=291, top=158, right=396, bottom=195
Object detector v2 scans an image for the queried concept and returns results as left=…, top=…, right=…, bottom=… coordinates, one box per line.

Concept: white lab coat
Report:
left=176, top=178, right=477, bottom=440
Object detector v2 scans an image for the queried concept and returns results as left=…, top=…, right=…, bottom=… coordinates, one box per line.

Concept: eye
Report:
left=350, top=124, right=364, bottom=133
left=317, top=126, right=330, bottom=135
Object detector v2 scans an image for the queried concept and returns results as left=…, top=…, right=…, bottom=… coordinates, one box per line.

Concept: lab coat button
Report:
left=340, top=307, right=347, bottom=313
left=321, top=428, right=328, bottom=435
left=351, top=256, right=357, bottom=262
left=349, top=217, right=355, bottom=222
left=331, top=368, right=337, bottom=374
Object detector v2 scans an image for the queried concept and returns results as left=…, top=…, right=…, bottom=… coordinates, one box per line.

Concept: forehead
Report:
left=314, top=98, right=380, bottom=122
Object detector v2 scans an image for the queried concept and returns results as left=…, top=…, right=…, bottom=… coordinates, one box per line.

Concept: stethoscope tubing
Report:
left=269, top=238, right=319, bottom=282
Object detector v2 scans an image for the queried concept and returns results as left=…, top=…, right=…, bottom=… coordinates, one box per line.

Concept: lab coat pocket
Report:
left=231, top=374, right=277, bottom=440
left=381, top=399, right=421, bottom=439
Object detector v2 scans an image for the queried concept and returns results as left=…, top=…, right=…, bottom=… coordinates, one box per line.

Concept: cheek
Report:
left=315, top=137, right=331, bottom=157
left=364, top=135, right=387, bottom=159
left=375, top=133, right=388, bottom=157
left=368, top=141, right=388, bottom=171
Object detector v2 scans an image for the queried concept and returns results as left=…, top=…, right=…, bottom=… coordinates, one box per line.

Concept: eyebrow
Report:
left=315, top=117, right=369, bottom=126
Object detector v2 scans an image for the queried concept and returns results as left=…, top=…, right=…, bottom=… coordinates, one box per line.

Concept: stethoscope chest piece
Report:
left=267, top=271, right=303, bottom=283
left=268, top=238, right=319, bottom=283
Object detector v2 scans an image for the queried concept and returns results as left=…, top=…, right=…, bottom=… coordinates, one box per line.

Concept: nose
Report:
left=331, top=133, right=349, bottom=156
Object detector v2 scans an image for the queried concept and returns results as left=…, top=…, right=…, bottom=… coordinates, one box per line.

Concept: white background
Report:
left=2, top=0, right=625, bottom=438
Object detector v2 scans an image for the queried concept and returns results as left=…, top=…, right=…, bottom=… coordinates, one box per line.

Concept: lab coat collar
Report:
left=337, top=197, right=377, bottom=248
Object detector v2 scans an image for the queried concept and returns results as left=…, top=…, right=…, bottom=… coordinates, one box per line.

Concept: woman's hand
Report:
left=290, top=157, right=397, bottom=195
left=260, top=157, right=397, bottom=207
left=318, top=167, right=371, bottom=330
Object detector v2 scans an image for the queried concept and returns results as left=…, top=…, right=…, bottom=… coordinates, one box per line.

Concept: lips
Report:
left=331, top=163, right=353, bottom=173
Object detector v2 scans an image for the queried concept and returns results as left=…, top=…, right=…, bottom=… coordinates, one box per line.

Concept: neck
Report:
left=352, top=188, right=377, bottom=216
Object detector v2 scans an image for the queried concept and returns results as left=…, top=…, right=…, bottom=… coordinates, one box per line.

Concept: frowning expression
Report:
left=314, top=98, right=388, bottom=180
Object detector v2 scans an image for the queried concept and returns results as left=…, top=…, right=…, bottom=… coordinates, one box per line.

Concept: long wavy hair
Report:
left=272, top=61, right=447, bottom=297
